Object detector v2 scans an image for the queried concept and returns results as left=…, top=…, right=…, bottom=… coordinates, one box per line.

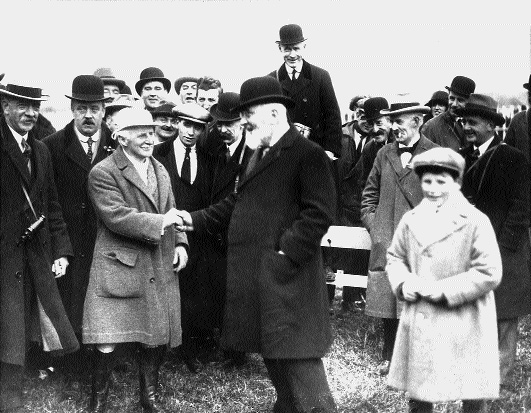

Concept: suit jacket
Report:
left=191, top=126, right=336, bottom=358
left=461, top=137, right=531, bottom=319
left=422, top=111, right=466, bottom=152
left=268, top=60, right=342, bottom=157
left=83, top=146, right=188, bottom=347
left=0, top=117, right=77, bottom=365
left=42, top=121, right=115, bottom=332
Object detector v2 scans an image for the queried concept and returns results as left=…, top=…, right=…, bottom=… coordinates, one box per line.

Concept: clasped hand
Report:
left=401, top=278, right=444, bottom=303
left=174, top=210, right=194, bottom=232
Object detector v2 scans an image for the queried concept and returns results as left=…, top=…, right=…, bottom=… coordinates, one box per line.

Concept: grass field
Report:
left=22, top=289, right=531, bottom=412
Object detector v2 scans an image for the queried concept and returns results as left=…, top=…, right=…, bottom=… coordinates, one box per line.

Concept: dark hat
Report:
left=425, top=90, right=449, bottom=107
left=349, top=95, right=369, bottom=111
left=0, top=73, right=4, bottom=84
left=210, top=92, right=241, bottom=122
left=455, top=93, right=505, bottom=126
left=445, top=76, right=476, bottom=98
left=172, top=103, right=212, bottom=125
left=65, top=75, right=107, bottom=102
left=235, top=76, right=295, bottom=112
left=174, top=76, right=199, bottom=94
left=151, top=103, right=177, bottom=118
left=412, top=147, right=465, bottom=180
left=135, top=67, right=171, bottom=96
left=381, top=102, right=430, bottom=117
left=121, top=85, right=132, bottom=95
left=523, top=74, right=531, bottom=91
left=364, top=97, right=389, bottom=122
left=0, top=83, right=48, bottom=101
left=93, top=68, right=126, bottom=90
left=276, top=24, right=307, bottom=45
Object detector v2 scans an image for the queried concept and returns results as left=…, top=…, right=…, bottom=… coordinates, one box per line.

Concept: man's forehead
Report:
left=281, top=41, right=305, bottom=49
left=449, top=91, right=467, bottom=100
left=143, top=81, right=164, bottom=89
left=181, top=82, right=197, bottom=89
left=5, top=97, right=41, bottom=107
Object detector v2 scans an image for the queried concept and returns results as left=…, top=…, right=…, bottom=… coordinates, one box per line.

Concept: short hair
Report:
left=197, top=76, right=223, bottom=93
left=70, top=99, right=105, bottom=112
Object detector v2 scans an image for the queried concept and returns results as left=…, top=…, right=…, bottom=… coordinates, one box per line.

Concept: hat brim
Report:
left=0, top=88, right=48, bottom=101
left=135, top=77, right=171, bottom=96
left=210, top=105, right=240, bottom=122
left=65, top=94, right=108, bottom=102
left=425, top=99, right=448, bottom=107
left=380, top=106, right=430, bottom=117
left=234, top=95, right=295, bottom=112
left=275, top=37, right=307, bottom=45
left=455, top=107, right=505, bottom=127
left=102, top=78, right=126, bottom=90
left=174, top=115, right=209, bottom=125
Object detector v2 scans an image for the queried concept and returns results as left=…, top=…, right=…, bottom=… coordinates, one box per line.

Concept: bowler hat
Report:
left=151, top=103, right=177, bottom=118
left=174, top=76, right=199, bottom=94
left=172, top=103, right=212, bottom=125
left=210, top=92, right=241, bottom=122
left=445, top=76, right=475, bottom=98
left=455, top=93, right=505, bottom=127
left=412, top=147, right=465, bottom=180
left=112, top=108, right=156, bottom=139
left=523, top=74, right=531, bottom=91
left=364, top=97, right=389, bottom=122
left=135, top=67, right=171, bottom=96
left=381, top=102, right=430, bottom=117
left=0, top=83, right=48, bottom=101
left=276, top=24, right=307, bottom=45
left=235, top=76, right=295, bottom=112
left=65, top=75, right=107, bottom=102
left=425, top=90, right=449, bottom=107
left=93, top=68, right=126, bottom=91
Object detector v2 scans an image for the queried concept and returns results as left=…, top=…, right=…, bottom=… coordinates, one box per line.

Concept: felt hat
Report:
left=523, top=74, right=531, bottom=91
left=235, top=76, right=294, bottom=112
left=172, top=103, right=212, bottom=125
left=349, top=95, right=369, bottom=111
left=0, top=83, right=48, bottom=101
left=93, top=68, right=126, bottom=90
left=276, top=24, right=306, bottom=45
left=174, top=76, right=199, bottom=94
left=455, top=93, right=505, bottom=126
left=135, top=67, right=171, bottom=96
left=380, top=102, right=430, bottom=117
left=425, top=90, right=449, bottom=107
left=209, top=92, right=241, bottom=122
left=151, top=103, right=177, bottom=118
left=412, top=147, right=465, bottom=180
left=65, top=75, right=107, bottom=102
left=364, top=97, right=389, bottom=122
left=104, top=94, right=136, bottom=116
left=112, top=108, right=156, bottom=138
left=445, top=76, right=476, bottom=98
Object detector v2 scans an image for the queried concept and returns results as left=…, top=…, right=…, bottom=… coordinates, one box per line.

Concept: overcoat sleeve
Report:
left=360, top=149, right=382, bottom=231
left=319, top=70, right=343, bottom=158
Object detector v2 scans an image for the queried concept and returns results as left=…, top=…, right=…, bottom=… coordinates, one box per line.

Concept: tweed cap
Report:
left=172, top=103, right=212, bottom=125
left=412, top=147, right=465, bottom=180
left=151, top=103, right=177, bottom=118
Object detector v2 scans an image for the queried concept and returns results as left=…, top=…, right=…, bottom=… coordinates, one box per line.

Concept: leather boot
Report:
left=89, top=350, right=115, bottom=413
left=138, top=345, right=166, bottom=413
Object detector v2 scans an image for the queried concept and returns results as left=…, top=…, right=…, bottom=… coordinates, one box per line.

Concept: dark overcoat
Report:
left=0, top=117, right=77, bottom=366
left=505, top=109, right=531, bottom=161
left=191, top=126, right=336, bottom=358
left=422, top=111, right=466, bottom=152
left=82, top=146, right=188, bottom=347
left=42, top=121, right=115, bottom=332
left=461, top=138, right=531, bottom=319
left=268, top=60, right=342, bottom=157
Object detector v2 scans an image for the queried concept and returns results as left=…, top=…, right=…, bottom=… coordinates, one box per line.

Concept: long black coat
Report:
left=42, top=121, right=115, bottom=332
left=461, top=138, right=531, bottom=319
left=268, top=60, right=342, bottom=157
left=191, top=126, right=336, bottom=358
left=0, top=117, right=77, bottom=366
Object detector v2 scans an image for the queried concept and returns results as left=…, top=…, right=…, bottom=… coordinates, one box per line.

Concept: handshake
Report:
left=162, top=208, right=194, bottom=232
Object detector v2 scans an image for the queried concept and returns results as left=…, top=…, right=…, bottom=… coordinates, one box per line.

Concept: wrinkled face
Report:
left=391, top=113, right=419, bottom=146
left=119, top=126, right=155, bottom=161
left=356, top=109, right=371, bottom=134
left=431, top=102, right=447, bottom=118
left=240, top=104, right=275, bottom=150
left=177, top=119, right=204, bottom=147
left=72, top=100, right=104, bottom=137
left=103, top=85, right=121, bottom=101
left=104, top=112, right=119, bottom=133
left=448, top=91, right=467, bottom=119
left=197, top=88, right=219, bottom=111
left=216, top=118, right=242, bottom=146
left=463, top=115, right=494, bottom=146
left=2, top=98, right=40, bottom=135
left=154, top=115, right=178, bottom=142
left=279, top=42, right=305, bottom=69
left=421, top=171, right=458, bottom=207
left=367, top=115, right=392, bottom=143
left=141, top=81, right=167, bottom=110
left=179, top=82, right=197, bottom=104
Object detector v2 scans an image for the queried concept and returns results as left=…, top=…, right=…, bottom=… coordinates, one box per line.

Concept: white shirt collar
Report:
left=122, top=148, right=150, bottom=184
left=398, top=134, right=421, bottom=148
left=7, top=125, right=28, bottom=152
left=476, top=136, right=495, bottom=156
left=285, top=61, right=303, bottom=76
left=74, top=125, right=101, bottom=143
left=227, top=137, right=242, bottom=156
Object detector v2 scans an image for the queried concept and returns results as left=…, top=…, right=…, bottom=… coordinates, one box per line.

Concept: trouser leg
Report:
left=497, top=317, right=519, bottom=386
left=462, top=399, right=487, bottom=413
left=90, top=347, right=116, bottom=413
left=138, top=345, right=166, bottom=413
left=0, top=363, right=24, bottom=411
left=382, top=318, right=399, bottom=361
left=408, top=399, right=433, bottom=413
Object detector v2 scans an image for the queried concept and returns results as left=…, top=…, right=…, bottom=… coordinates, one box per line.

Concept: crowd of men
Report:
left=1, top=22, right=530, bottom=413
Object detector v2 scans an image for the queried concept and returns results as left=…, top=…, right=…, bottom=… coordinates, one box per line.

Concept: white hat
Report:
left=112, top=108, right=156, bottom=139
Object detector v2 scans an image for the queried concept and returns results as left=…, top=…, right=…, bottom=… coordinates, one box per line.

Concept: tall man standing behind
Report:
left=268, top=24, right=342, bottom=159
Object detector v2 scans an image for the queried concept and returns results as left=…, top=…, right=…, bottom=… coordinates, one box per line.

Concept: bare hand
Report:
left=420, top=284, right=445, bottom=303
left=173, top=246, right=188, bottom=273
left=175, top=210, right=194, bottom=232
left=162, top=208, right=184, bottom=229
left=52, top=257, right=69, bottom=278
left=401, top=279, right=424, bottom=302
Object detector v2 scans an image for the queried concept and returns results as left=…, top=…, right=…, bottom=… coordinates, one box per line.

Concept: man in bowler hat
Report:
left=0, top=82, right=78, bottom=411
left=268, top=24, right=343, bottom=159
left=136, top=67, right=171, bottom=112
left=422, top=75, right=476, bottom=152
left=177, top=76, right=338, bottom=412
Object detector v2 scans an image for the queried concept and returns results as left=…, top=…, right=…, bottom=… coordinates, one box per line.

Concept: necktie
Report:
left=21, top=138, right=32, bottom=173
left=146, top=160, right=159, bottom=203
left=225, top=145, right=231, bottom=163
left=291, top=68, right=298, bottom=81
left=470, top=148, right=480, bottom=162
left=397, top=146, right=415, bottom=155
left=87, top=137, right=94, bottom=162
left=245, top=145, right=269, bottom=176
left=181, top=147, right=191, bottom=183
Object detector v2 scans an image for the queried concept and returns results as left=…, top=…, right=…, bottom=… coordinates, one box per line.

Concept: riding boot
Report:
left=138, top=345, right=166, bottom=413
left=89, top=350, right=115, bottom=413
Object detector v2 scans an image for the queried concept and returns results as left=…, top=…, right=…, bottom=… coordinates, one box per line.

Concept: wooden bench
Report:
left=321, top=226, right=371, bottom=288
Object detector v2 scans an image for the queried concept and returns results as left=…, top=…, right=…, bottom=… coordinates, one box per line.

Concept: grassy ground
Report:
left=22, top=289, right=531, bottom=412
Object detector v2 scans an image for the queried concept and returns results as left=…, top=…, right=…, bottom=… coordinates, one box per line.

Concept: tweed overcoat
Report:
left=0, top=118, right=77, bottom=366
left=361, top=137, right=439, bottom=319
left=422, top=111, right=466, bottom=152
left=43, top=121, right=115, bottom=332
left=191, top=126, right=336, bottom=358
left=82, top=146, right=188, bottom=347
left=461, top=138, right=531, bottom=319
left=268, top=60, right=342, bottom=157
left=386, top=193, right=501, bottom=402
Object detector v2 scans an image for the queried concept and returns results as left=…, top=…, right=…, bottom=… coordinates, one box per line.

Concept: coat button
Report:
left=81, top=203, right=86, bottom=209
left=149, top=278, right=155, bottom=283
left=15, top=271, right=22, bottom=280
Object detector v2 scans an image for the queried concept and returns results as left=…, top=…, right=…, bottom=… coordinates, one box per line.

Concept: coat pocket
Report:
left=265, top=250, right=299, bottom=284
left=96, top=248, right=143, bottom=298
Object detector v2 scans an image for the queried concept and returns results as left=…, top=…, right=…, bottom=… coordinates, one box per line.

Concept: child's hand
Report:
left=401, top=280, right=422, bottom=302
left=420, top=284, right=445, bottom=303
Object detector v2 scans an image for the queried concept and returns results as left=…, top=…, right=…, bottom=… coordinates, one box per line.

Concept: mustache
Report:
left=160, top=126, right=174, bottom=131
left=82, top=119, right=95, bottom=125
